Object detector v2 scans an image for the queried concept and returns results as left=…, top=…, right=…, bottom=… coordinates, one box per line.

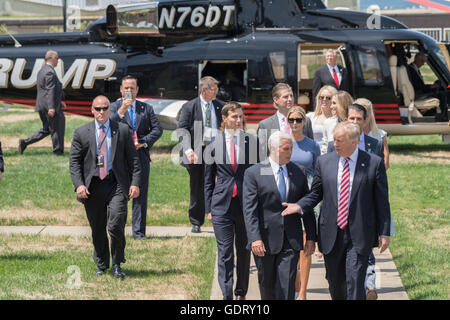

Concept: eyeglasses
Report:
left=319, top=96, right=332, bottom=101
left=288, top=118, right=303, bottom=123
left=206, top=87, right=219, bottom=93
left=94, top=106, right=109, bottom=112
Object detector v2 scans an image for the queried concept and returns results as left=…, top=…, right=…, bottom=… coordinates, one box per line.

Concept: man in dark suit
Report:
left=282, top=121, right=391, bottom=300
left=0, top=141, right=4, bottom=183
left=327, top=103, right=383, bottom=159
left=257, top=83, right=313, bottom=159
left=406, top=52, right=448, bottom=121
left=110, top=75, right=163, bottom=239
left=19, top=50, right=66, bottom=155
left=177, top=76, right=224, bottom=233
left=204, top=102, right=258, bottom=300
left=70, top=95, right=141, bottom=278
left=243, top=131, right=316, bottom=300
left=312, top=49, right=351, bottom=106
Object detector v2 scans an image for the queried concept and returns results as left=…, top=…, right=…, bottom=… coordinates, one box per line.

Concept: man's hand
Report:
left=281, top=203, right=301, bottom=216
left=48, top=109, right=55, bottom=118
left=129, top=185, right=140, bottom=199
left=187, top=151, right=198, bottom=164
left=251, top=240, right=266, bottom=257
left=135, top=143, right=145, bottom=150
left=76, top=185, right=90, bottom=199
left=207, top=213, right=212, bottom=222
left=304, top=240, right=315, bottom=256
left=118, top=98, right=133, bottom=115
left=61, top=101, right=67, bottom=110
left=378, top=236, right=390, bottom=253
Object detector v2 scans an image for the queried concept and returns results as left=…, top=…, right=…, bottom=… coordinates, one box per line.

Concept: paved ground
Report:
left=0, top=225, right=408, bottom=300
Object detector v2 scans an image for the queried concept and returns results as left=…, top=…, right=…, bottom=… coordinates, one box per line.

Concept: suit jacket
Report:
left=69, top=119, right=141, bottom=201
left=406, top=63, right=431, bottom=97
left=110, top=99, right=163, bottom=161
left=256, top=113, right=314, bottom=157
left=243, top=160, right=316, bottom=255
left=312, top=64, right=351, bottom=101
left=297, top=150, right=391, bottom=256
left=35, top=63, right=64, bottom=114
left=176, top=96, right=224, bottom=166
left=204, top=131, right=259, bottom=215
left=327, top=134, right=384, bottom=159
left=0, top=141, right=3, bottom=172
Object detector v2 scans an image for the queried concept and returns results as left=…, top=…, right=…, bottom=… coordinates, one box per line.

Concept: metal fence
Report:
left=412, top=27, right=450, bottom=42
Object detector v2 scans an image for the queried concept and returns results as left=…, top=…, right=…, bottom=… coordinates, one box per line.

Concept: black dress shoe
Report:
left=95, top=267, right=106, bottom=276
left=111, top=264, right=126, bottom=278
left=18, top=139, right=27, bottom=155
left=191, top=225, right=201, bottom=233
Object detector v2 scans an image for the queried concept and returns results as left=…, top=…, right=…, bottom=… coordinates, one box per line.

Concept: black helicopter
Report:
left=0, top=0, right=449, bottom=139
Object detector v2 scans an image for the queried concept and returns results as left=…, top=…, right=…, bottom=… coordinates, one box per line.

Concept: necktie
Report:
left=98, top=125, right=108, bottom=180
left=283, top=117, right=291, bottom=135
left=337, top=158, right=350, bottom=229
left=278, top=167, right=287, bottom=203
left=332, top=68, right=340, bottom=89
left=205, top=102, right=212, bottom=128
left=129, top=106, right=135, bottom=131
left=230, top=135, right=238, bottom=198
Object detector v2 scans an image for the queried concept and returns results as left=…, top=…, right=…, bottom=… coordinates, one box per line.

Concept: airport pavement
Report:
left=0, top=225, right=408, bottom=300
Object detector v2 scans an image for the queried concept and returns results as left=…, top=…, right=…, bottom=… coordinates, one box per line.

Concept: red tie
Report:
left=337, top=158, right=350, bottom=229
left=230, top=135, right=238, bottom=198
left=99, top=125, right=107, bottom=180
left=332, top=68, right=340, bottom=89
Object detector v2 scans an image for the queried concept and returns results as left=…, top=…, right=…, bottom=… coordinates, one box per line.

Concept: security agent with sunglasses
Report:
left=110, top=75, right=163, bottom=239
left=70, top=95, right=141, bottom=278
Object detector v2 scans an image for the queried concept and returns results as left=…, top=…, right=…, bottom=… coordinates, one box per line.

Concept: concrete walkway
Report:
left=0, top=225, right=408, bottom=300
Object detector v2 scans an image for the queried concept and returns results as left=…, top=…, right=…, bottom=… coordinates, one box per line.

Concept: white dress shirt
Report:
left=224, top=129, right=240, bottom=165
left=268, top=157, right=290, bottom=196
left=327, top=64, right=342, bottom=85
left=337, top=147, right=358, bottom=198
left=276, top=111, right=289, bottom=133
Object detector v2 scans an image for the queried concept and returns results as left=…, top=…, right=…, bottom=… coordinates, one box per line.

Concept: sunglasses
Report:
left=288, top=118, right=303, bottom=123
left=319, top=96, right=332, bottom=101
left=94, top=106, right=109, bottom=112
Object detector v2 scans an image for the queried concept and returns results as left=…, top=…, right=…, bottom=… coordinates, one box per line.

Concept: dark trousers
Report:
left=212, top=197, right=250, bottom=300
left=324, top=227, right=369, bottom=300
left=24, top=110, right=65, bottom=154
left=84, top=175, right=128, bottom=269
left=186, top=163, right=205, bottom=226
left=253, top=234, right=299, bottom=300
left=131, top=150, right=150, bottom=237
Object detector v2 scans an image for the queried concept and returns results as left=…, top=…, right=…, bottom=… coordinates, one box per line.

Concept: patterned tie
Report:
left=205, top=102, right=212, bottom=128
left=337, top=158, right=350, bottom=229
left=332, top=68, right=340, bottom=89
left=230, top=135, right=238, bottom=198
left=278, top=167, right=287, bottom=203
left=98, top=125, right=107, bottom=180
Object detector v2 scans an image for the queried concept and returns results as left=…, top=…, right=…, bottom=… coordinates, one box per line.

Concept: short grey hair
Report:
left=199, top=76, right=219, bottom=90
left=268, top=131, right=292, bottom=150
left=45, top=50, right=58, bottom=61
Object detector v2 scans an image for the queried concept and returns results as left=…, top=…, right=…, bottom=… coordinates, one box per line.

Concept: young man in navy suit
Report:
left=110, top=75, right=163, bottom=239
left=205, top=102, right=258, bottom=300
left=282, top=121, right=391, bottom=300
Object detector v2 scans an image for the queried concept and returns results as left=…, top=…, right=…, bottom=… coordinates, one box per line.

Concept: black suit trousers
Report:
left=212, top=197, right=250, bottom=299
left=186, top=163, right=205, bottom=226
left=24, top=110, right=65, bottom=154
left=131, top=149, right=150, bottom=237
left=253, top=234, right=299, bottom=300
left=324, top=227, right=369, bottom=300
left=84, top=176, right=128, bottom=269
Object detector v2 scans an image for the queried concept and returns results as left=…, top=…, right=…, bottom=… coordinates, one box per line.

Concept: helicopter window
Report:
left=356, top=49, right=382, bottom=85
left=269, top=52, right=286, bottom=82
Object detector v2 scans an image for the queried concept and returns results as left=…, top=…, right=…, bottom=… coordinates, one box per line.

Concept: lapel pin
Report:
left=362, top=163, right=365, bottom=167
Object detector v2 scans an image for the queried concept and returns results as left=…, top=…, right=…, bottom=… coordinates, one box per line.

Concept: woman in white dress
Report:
left=322, top=90, right=354, bottom=152
left=355, top=97, right=390, bottom=170
left=306, top=85, right=337, bottom=155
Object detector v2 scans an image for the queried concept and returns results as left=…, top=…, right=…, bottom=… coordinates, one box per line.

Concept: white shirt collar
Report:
left=268, top=157, right=287, bottom=174
left=95, top=119, right=110, bottom=131
left=200, top=95, right=211, bottom=108
left=224, top=129, right=241, bottom=140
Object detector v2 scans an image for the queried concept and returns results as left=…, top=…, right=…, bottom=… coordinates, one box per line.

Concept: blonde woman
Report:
left=322, top=90, right=353, bottom=154
left=355, top=98, right=390, bottom=170
left=306, top=85, right=337, bottom=155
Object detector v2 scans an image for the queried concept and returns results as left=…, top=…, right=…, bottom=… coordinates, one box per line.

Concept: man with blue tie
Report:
left=70, top=95, right=141, bottom=278
left=205, top=102, right=259, bottom=300
left=282, top=121, right=391, bottom=300
left=243, top=131, right=316, bottom=300
left=110, top=75, right=163, bottom=239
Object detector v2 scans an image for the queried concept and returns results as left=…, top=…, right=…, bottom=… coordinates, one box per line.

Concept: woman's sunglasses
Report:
left=319, top=96, right=332, bottom=101
left=288, top=118, right=303, bottom=124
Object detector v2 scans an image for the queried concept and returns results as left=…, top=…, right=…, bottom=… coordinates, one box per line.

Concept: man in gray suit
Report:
left=243, top=131, right=316, bottom=300
left=70, top=95, right=141, bottom=278
left=19, top=50, right=66, bottom=155
left=282, top=121, right=390, bottom=300
left=257, top=83, right=313, bottom=159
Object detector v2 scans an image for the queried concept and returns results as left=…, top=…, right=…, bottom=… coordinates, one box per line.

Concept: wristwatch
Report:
left=143, top=143, right=148, bottom=148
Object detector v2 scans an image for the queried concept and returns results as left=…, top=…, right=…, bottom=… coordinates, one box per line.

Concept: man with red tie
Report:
left=282, top=121, right=390, bottom=300
left=312, top=49, right=351, bottom=108
left=204, top=102, right=259, bottom=300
